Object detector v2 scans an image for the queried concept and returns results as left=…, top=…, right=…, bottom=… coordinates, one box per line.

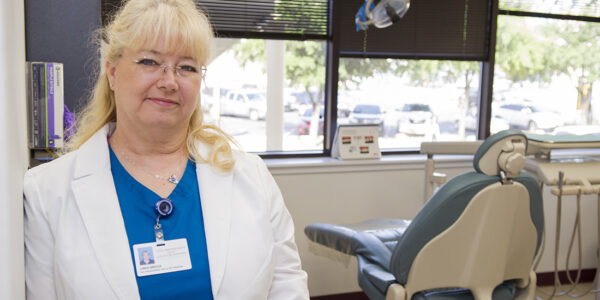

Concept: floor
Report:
left=310, top=282, right=600, bottom=300
left=536, top=282, right=598, bottom=300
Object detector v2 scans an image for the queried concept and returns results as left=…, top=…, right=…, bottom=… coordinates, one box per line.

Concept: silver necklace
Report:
left=118, top=151, right=185, bottom=185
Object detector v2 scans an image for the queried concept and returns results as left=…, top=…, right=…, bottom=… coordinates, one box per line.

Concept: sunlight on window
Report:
left=338, top=58, right=482, bottom=149
left=201, top=38, right=326, bottom=153
left=493, top=16, right=600, bottom=136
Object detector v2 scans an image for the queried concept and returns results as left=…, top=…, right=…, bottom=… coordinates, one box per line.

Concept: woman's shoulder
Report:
left=231, top=149, right=261, bottom=163
left=24, top=149, right=81, bottom=187
left=25, top=126, right=109, bottom=182
left=230, top=150, right=266, bottom=172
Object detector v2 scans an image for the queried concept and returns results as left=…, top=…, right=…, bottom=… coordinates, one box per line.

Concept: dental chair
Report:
left=305, top=130, right=544, bottom=300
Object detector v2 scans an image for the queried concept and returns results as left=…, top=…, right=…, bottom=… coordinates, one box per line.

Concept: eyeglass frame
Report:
left=131, top=57, right=207, bottom=79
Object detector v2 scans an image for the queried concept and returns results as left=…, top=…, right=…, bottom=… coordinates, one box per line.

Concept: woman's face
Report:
left=106, top=39, right=202, bottom=133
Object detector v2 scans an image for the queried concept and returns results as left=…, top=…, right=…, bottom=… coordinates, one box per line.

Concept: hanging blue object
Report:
left=355, top=1, right=375, bottom=31
left=355, top=0, right=411, bottom=32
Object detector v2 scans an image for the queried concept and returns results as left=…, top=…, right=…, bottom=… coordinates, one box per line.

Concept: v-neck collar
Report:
left=108, top=145, right=194, bottom=200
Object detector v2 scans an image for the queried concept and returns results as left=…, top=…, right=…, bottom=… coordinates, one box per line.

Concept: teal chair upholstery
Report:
left=305, top=130, right=544, bottom=300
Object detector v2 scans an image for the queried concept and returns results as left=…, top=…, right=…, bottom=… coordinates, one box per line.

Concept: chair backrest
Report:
left=390, top=130, right=544, bottom=300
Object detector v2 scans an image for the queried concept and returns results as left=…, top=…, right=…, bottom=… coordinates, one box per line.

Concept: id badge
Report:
left=133, top=238, right=192, bottom=277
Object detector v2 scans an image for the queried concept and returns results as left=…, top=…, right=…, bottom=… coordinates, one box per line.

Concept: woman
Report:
left=23, top=0, right=309, bottom=299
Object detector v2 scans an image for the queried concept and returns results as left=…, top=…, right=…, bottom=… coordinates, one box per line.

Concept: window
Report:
left=201, top=38, right=327, bottom=152
left=338, top=58, right=482, bottom=150
left=101, top=0, right=502, bottom=156
left=193, top=0, right=330, bottom=154
left=334, top=0, right=489, bottom=151
left=493, top=1, right=600, bottom=136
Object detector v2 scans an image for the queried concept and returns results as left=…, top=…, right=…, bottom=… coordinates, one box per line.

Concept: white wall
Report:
left=0, top=1, right=28, bottom=299
left=268, top=156, right=599, bottom=297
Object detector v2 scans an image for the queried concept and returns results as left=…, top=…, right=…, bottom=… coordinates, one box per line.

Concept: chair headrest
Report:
left=473, top=130, right=528, bottom=178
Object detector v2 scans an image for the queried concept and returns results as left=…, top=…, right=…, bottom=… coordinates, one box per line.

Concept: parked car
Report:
left=494, top=102, right=563, bottom=132
left=348, top=104, right=384, bottom=131
left=286, top=91, right=323, bottom=113
left=465, top=107, right=510, bottom=134
left=220, top=90, right=267, bottom=121
left=396, top=103, right=440, bottom=138
left=298, top=107, right=324, bottom=135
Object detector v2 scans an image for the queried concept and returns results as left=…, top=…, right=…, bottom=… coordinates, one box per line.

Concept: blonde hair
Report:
left=68, top=0, right=235, bottom=171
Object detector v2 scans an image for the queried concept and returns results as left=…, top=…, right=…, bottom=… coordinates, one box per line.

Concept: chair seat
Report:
left=305, top=219, right=411, bottom=298
left=305, top=219, right=411, bottom=255
left=305, top=219, right=519, bottom=300
left=304, top=130, right=542, bottom=300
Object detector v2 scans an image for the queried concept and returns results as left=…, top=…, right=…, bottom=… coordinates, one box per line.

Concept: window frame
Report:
left=492, top=1, right=600, bottom=140
left=99, top=0, right=520, bottom=158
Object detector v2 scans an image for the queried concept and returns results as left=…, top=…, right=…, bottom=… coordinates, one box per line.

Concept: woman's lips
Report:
left=148, top=97, right=178, bottom=107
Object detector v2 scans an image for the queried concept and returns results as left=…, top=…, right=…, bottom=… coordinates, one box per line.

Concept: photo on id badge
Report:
left=138, top=247, right=155, bottom=265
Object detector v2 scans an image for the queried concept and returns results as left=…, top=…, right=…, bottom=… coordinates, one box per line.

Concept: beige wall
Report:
left=268, top=156, right=599, bottom=297
left=0, top=1, right=27, bottom=299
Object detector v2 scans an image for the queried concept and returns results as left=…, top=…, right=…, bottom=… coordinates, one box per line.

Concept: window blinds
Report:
left=196, top=0, right=330, bottom=39
left=336, top=0, right=491, bottom=60
left=102, top=0, right=330, bottom=40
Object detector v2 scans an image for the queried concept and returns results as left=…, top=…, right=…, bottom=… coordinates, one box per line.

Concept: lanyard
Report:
left=154, top=198, right=174, bottom=245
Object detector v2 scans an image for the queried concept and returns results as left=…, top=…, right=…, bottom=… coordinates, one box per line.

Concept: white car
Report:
left=397, top=103, right=440, bottom=138
left=495, top=102, right=563, bottom=132
left=348, top=104, right=384, bottom=131
left=465, top=107, right=510, bottom=134
left=220, top=90, right=267, bottom=121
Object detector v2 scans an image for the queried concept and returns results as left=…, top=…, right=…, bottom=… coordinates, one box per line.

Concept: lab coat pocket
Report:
left=239, top=243, right=275, bottom=299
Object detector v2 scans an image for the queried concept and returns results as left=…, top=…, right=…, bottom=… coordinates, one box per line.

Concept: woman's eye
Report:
left=178, top=65, right=198, bottom=73
left=136, top=58, right=158, bottom=66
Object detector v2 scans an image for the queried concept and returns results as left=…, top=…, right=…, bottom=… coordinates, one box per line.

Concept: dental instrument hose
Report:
left=560, top=189, right=583, bottom=296
left=534, top=182, right=546, bottom=271
left=536, top=173, right=600, bottom=300
left=536, top=172, right=564, bottom=300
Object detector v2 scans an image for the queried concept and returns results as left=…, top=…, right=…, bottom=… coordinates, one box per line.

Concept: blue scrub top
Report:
left=109, top=146, right=213, bottom=300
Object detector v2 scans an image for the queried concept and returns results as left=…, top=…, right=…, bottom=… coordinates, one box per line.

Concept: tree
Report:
left=338, top=57, right=395, bottom=89
left=544, top=21, right=600, bottom=124
left=233, top=39, right=326, bottom=137
left=495, top=17, right=549, bottom=83
left=285, top=41, right=326, bottom=137
left=495, top=16, right=600, bottom=125
left=233, top=39, right=389, bottom=137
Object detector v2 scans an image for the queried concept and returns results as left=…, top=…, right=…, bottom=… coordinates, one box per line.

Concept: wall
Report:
left=268, top=156, right=600, bottom=297
left=0, top=1, right=28, bottom=299
left=25, top=0, right=100, bottom=112
left=15, top=1, right=599, bottom=297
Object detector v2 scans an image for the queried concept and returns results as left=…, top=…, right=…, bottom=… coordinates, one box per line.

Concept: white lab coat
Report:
left=23, top=124, right=309, bottom=300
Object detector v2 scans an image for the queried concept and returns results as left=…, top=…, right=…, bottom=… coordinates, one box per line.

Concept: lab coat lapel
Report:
left=71, top=125, right=140, bottom=300
left=196, top=155, right=233, bottom=296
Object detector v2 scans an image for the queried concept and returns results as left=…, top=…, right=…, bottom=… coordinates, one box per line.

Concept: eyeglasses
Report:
left=131, top=57, right=207, bottom=80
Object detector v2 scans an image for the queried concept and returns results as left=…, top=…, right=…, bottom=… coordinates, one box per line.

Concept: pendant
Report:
left=168, top=175, right=179, bottom=185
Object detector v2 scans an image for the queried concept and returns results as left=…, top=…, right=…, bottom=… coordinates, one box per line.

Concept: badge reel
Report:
left=154, top=198, right=173, bottom=246
left=132, top=197, right=192, bottom=277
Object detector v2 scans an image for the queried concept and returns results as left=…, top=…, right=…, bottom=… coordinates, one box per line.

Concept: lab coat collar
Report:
left=195, top=156, right=233, bottom=295
left=71, top=124, right=234, bottom=298
left=71, top=124, right=140, bottom=299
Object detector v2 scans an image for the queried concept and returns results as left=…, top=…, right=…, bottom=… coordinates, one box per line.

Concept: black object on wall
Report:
left=25, top=0, right=102, bottom=112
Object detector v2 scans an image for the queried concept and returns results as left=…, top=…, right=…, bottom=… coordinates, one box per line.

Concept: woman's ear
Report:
left=106, top=60, right=116, bottom=89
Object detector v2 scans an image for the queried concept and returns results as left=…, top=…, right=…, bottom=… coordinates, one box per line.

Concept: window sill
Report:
left=264, top=148, right=600, bottom=176
left=264, top=154, right=474, bottom=175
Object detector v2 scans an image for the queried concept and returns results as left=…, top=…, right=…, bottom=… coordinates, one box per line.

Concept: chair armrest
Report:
left=359, top=255, right=397, bottom=293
